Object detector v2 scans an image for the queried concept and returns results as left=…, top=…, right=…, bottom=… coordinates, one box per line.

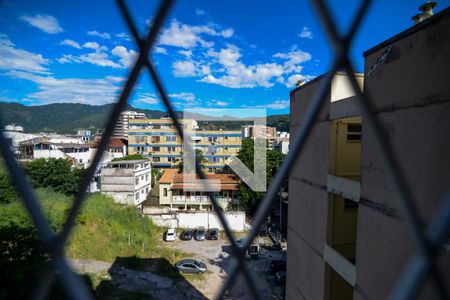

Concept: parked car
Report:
left=235, top=238, right=260, bottom=259
left=180, top=229, right=194, bottom=241
left=164, top=228, right=176, bottom=242
left=270, top=260, right=286, bottom=274
left=275, top=270, right=286, bottom=285
left=175, top=259, right=207, bottom=274
left=194, top=226, right=206, bottom=241
left=206, top=228, right=219, bottom=240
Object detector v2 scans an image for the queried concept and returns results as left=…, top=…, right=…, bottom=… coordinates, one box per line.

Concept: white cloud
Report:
left=172, top=60, right=197, bottom=77
left=135, top=93, right=159, bottom=105
left=154, top=46, right=167, bottom=55
left=111, top=46, right=137, bottom=68
left=299, top=27, right=313, bottom=39
left=7, top=71, right=123, bottom=105
left=186, top=45, right=313, bottom=88
left=20, top=14, right=63, bottom=34
left=82, top=41, right=102, bottom=50
left=79, top=51, right=121, bottom=68
left=60, top=39, right=81, bottom=49
left=244, top=100, right=290, bottom=110
left=87, top=30, right=111, bottom=39
left=198, top=45, right=286, bottom=88
left=58, top=42, right=122, bottom=68
left=196, top=9, right=205, bottom=16
left=116, top=32, right=131, bottom=41
left=0, top=34, right=48, bottom=73
left=211, top=99, right=229, bottom=106
left=169, top=92, right=195, bottom=102
left=158, top=19, right=234, bottom=49
left=273, top=47, right=312, bottom=73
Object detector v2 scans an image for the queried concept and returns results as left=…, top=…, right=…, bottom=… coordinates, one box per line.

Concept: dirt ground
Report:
left=166, top=235, right=286, bottom=299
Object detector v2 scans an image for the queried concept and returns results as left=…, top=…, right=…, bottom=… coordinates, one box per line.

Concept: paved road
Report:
left=167, top=236, right=285, bottom=299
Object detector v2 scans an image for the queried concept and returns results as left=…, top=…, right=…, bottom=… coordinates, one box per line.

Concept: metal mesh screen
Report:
left=0, top=0, right=448, bottom=299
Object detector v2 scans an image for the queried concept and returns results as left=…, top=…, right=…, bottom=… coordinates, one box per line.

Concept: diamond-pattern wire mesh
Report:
left=0, top=0, right=448, bottom=299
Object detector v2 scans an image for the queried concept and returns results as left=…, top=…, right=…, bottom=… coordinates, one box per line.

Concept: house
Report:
left=158, top=168, right=240, bottom=210
left=100, top=159, right=151, bottom=206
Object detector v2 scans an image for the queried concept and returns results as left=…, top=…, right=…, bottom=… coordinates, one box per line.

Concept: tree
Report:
left=176, top=149, right=206, bottom=173
left=236, top=138, right=285, bottom=214
left=0, top=164, right=18, bottom=204
left=24, top=158, right=84, bottom=196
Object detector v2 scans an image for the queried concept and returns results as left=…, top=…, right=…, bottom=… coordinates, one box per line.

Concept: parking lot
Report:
left=166, top=233, right=286, bottom=299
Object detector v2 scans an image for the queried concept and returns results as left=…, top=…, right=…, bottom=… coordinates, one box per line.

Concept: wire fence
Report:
left=0, top=0, right=448, bottom=299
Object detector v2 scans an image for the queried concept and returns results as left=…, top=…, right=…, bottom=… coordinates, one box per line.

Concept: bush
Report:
left=24, top=158, right=84, bottom=196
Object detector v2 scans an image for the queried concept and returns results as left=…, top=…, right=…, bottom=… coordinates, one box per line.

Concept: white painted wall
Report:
left=145, top=211, right=246, bottom=231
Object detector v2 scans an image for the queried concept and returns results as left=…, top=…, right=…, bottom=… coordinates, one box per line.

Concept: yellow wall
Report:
left=128, top=119, right=242, bottom=172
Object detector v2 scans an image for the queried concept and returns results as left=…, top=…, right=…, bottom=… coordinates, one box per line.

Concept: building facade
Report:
left=100, top=159, right=151, bottom=206
left=158, top=168, right=240, bottom=210
left=113, top=111, right=146, bottom=138
left=241, top=125, right=276, bottom=139
left=128, top=118, right=242, bottom=172
left=286, top=8, right=450, bottom=300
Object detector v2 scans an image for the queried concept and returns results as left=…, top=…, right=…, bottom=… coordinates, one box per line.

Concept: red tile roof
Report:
left=159, top=169, right=241, bottom=190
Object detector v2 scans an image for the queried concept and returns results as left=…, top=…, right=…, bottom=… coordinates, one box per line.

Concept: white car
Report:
left=164, top=228, right=177, bottom=242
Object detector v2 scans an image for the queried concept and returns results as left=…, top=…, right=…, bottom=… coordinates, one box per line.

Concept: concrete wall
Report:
left=356, top=10, right=450, bottom=299
left=145, top=210, right=246, bottom=231
left=288, top=76, right=331, bottom=300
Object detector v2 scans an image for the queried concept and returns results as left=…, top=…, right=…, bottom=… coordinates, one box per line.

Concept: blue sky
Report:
left=0, top=0, right=448, bottom=116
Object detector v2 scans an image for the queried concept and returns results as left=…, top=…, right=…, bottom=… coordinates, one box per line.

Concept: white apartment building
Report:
left=113, top=111, right=146, bottom=138
left=100, top=160, right=151, bottom=206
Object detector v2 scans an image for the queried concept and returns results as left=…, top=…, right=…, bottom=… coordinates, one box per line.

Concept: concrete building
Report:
left=105, top=138, right=128, bottom=159
left=113, top=111, right=146, bottom=138
left=100, top=159, right=151, bottom=206
left=128, top=118, right=242, bottom=172
left=286, top=7, right=450, bottom=300
left=3, top=124, right=39, bottom=156
left=158, top=168, right=240, bottom=210
left=18, top=137, right=114, bottom=168
left=241, top=125, right=276, bottom=139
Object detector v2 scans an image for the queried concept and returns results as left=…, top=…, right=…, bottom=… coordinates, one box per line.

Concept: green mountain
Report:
left=0, top=102, right=289, bottom=133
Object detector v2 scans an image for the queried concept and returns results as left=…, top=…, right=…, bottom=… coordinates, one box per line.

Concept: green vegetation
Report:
left=176, top=149, right=205, bottom=173
left=0, top=102, right=289, bottom=133
left=0, top=160, right=188, bottom=298
left=112, top=154, right=145, bottom=161
left=24, top=158, right=85, bottom=196
left=235, top=138, right=285, bottom=214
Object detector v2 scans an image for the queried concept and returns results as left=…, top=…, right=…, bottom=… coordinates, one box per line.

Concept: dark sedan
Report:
left=180, top=229, right=194, bottom=241
left=206, top=228, right=219, bottom=240
left=194, top=226, right=206, bottom=241
left=175, top=259, right=207, bottom=274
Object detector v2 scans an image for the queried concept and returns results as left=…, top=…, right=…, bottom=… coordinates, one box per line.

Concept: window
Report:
left=153, top=157, right=160, bottom=162
left=135, top=178, right=139, bottom=185
left=146, top=187, right=149, bottom=193
left=166, top=136, right=176, bottom=142
left=163, top=188, right=167, bottom=197
left=145, top=174, right=149, bottom=181
left=208, top=136, right=218, bottom=142
left=136, top=135, right=146, bottom=143
left=135, top=146, right=144, bottom=153
left=141, top=175, right=144, bottom=180
left=167, top=146, right=176, bottom=152
left=347, top=124, right=362, bottom=141
left=135, top=193, right=139, bottom=200
left=79, top=159, right=83, bottom=163
left=152, top=136, right=160, bottom=143
left=153, top=147, right=160, bottom=152
left=141, top=189, right=144, bottom=194
left=168, top=157, right=176, bottom=162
